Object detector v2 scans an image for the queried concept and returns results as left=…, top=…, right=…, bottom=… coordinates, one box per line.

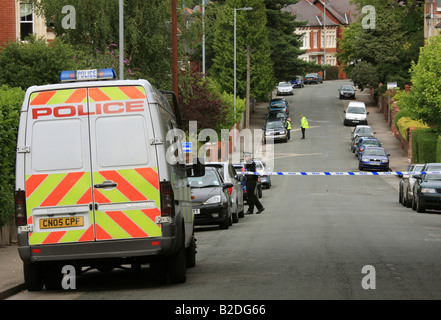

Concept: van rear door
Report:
left=24, top=85, right=161, bottom=245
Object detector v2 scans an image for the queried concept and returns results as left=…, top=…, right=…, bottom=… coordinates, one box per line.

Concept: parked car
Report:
left=344, top=101, right=369, bottom=126
left=277, top=82, right=294, bottom=95
left=355, top=137, right=382, bottom=158
left=263, top=120, right=288, bottom=144
left=412, top=163, right=441, bottom=213
left=358, top=147, right=390, bottom=171
left=290, top=76, right=304, bottom=88
left=399, top=163, right=424, bottom=208
left=265, top=110, right=288, bottom=125
left=338, top=85, right=356, bottom=99
left=205, top=161, right=245, bottom=221
left=304, top=73, right=323, bottom=84
left=232, top=163, right=262, bottom=202
left=254, top=159, right=272, bottom=189
left=351, top=125, right=375, bottom=142
left=268, top=100, right=289, bottom=115
left=188, top=166, right=233, bottom=229
left=270, top=98, right=289, bottom=107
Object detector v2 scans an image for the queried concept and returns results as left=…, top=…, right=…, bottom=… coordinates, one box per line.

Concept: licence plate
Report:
left=40, top=216, right=84, bottom=229
left=192, top=209, right=200, bottom=215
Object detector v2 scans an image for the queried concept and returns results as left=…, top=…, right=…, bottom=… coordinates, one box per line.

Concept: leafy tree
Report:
left=337, top=0, right=424, bottom=86
left=211, top=0, right=275, bottom=101
left=32, top=0, right=173, bottom=89
left=0, top=86, right=25, bottom=227
left=396, top=34, right=441, bottom=132
left=264, top=0, right=306, bottom=81
left=0, top=36, right=76, bottom=89
left=350, top=61, right=378, bottom=91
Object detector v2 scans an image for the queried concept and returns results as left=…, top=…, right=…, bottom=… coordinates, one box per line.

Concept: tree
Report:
left=0, top=36, right=76, bottom=89
left=32, top=0, right=173, bottom=89
left=350, top=61, right=378, bottom=91
left=337, top=0, right=424, bottom=86
left=211, top=0, right=275, bottom=101
left=396, top=34, right=441, bottom=132
left=264, top=0, right=306, bottom=81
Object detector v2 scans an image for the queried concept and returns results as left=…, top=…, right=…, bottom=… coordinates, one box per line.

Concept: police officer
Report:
left=285, top=117, right=292, bottom=140
left=244, top=154, right=265, bottom=214
left=301, top=114, right=309, bottom=139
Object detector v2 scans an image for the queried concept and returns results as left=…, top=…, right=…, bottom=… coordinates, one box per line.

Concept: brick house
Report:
left=282, top=0, right=358, bottom=79
left=425, top=0, right=441, bottom=39
left=0, top=0, right=54, bottom=48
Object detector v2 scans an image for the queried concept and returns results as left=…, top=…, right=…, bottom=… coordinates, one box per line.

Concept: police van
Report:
left=15, top=69, right=201, bottom=290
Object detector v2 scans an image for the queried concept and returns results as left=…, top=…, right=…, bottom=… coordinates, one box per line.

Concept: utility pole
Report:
left=171, top=0, right=179, bottom=101
left=246, top=46, right=251, bottom=129
left=119, top=0, right=124, bottom=80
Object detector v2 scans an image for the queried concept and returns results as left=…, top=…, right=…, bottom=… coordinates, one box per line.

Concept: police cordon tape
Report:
left=238, top=171, right=441, bottom=176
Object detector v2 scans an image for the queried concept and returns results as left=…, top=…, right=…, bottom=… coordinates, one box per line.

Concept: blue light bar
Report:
left=59, top=69, right=117, bottom=82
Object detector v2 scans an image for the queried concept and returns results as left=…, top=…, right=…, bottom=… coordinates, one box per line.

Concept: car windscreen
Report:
left=341, top=86, right=353, bottom=90
left=363, top=149, right=387, bottom=157
left=270, top=101, right=286, bottom=108
left=188, top=170, right=221, bottom=188
left=363, top=140, right=380, bottom=147
left=347, top=107, right=366, bottom=114
left=266, top=122, right=284, bottom=129
left=268, top=112, right=285, bottom=119
left=425, top=166, right=441, bottom=180
left=278, top=83, right=291, bottom=87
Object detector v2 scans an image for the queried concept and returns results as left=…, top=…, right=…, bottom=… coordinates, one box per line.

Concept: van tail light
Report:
left=160, top=181, right=175, bottom=217
left=15, top=190, right=27, bottom=226
left=228, top=187, right=233, bottom=195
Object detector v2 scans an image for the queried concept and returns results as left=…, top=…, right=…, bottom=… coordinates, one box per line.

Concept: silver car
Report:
left=277, top=82, right=294, bottom=96
left=206, top=162, right=245, bottom=222
left=399, top=163, right=424, bottom=207
left=254, top=159, right=272, bottom=189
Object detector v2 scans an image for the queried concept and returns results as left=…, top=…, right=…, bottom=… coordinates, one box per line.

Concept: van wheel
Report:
left=168, top=242, right=187, bottom=284
left=186, top=234, right=196, bottom=268
left=44, top=264, right=63, bottom=290
left=23, top=262, right=44, bottom=291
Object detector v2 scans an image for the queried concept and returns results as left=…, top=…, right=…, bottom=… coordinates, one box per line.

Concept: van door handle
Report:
left=94, top=180, right=118, bottom=189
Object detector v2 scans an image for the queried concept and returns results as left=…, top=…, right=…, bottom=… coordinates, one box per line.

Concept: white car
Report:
left=277, top=82, right=294, bottom=96
left=343, top=101, right=368, bottom=126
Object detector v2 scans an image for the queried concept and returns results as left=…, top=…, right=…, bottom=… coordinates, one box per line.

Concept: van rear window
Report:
left=95, top=115, right=149, bottom=167
left=32, top=119, right=84, bottom=172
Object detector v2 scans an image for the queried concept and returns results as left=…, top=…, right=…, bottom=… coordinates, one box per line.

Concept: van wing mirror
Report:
left=186, top=160, right=205, bottom=177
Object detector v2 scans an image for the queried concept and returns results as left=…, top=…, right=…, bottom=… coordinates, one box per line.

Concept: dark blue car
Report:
left=356, top=137, right=382, bottom=158
left=358, top=147, right=390, bottom=171
left=290, top=76, right=304, bottom=88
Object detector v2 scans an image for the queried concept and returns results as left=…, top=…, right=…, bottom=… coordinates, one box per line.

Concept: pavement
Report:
left=0, top=83, right=410, bottom=299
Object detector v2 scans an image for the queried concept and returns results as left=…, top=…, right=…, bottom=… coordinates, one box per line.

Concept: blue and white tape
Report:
left=239, top=171, right=441, bottom=176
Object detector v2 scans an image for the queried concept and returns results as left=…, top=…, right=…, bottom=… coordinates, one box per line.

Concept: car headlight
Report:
left=421, top=188, right=436, bottom=194
left=204, top=195, right=221, bottom=204
left=361, top=159, right=369, bottom=162
left=381, top=159, right=389, bottom=163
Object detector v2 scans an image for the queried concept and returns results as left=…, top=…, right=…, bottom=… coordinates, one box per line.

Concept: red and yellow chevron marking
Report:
left=29, top=86, right=146, bottom=106
left=26, top=167, right=160, bottom=245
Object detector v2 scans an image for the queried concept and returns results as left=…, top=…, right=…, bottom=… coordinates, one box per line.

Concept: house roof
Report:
left=282, top=0, right=358, bottom=27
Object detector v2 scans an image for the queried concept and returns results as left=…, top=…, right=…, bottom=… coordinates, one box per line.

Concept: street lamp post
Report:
left=233, top=7, right=252, bottom=152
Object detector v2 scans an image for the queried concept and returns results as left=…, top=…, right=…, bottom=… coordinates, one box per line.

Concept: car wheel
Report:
left=405, top=188, right=412, bottom=208
left=412, top=190, right=417, bottom=211
left=399, top=186, right=403, bottom=205
left=233, top=201, right=239, bottom=223
left=416, top=196, right=426, bottom=213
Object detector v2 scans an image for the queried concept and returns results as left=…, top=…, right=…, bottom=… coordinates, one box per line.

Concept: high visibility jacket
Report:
left=301, top=116, right=309, bottom=129
left=286, top=120, right=292, bottom=130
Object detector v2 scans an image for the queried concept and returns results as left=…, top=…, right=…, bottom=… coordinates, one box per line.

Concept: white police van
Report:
left=15, top=69, right=202, bottom=290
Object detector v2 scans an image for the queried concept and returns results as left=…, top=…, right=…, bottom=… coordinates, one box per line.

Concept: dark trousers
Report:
left=287, top=129, right=291, bottom=140
left=246, top=180, right=263, bottom=213
left=301, top=127, right=306, bottom=139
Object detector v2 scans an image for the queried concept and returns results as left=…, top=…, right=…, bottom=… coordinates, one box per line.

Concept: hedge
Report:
left=411, top=128, right=438, bottom=164
left=0, top=85, right=25, bottom=227
left=396, top=116, right=428, bottom=142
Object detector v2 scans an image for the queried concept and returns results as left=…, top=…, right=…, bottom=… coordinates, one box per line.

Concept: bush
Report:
left=412, top=128, right=438, bottom=164
left=437, top=135, right=441, bottom=162
left=396, top=117, right=428, bottom=141
left=0, top=85, right=25, bottom=227
left=0, top=36, right=76, bottom=89
left=394, top=109, right=414, bottom=128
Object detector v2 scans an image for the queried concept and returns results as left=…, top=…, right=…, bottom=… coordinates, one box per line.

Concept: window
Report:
left=20, top=2, right=33, bottom=41
left=32, top=119, right=84, bottom=172
left=95, top=115, right=149, bottom=167
left=313, top=31, right=318, bottom=48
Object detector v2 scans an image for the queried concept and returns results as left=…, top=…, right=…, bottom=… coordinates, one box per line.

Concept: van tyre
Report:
left=23, top=262, right=44, bottom=291
left=168, top=241, right=187, bottom=284
left=186, top=234, right=196, bottom=268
